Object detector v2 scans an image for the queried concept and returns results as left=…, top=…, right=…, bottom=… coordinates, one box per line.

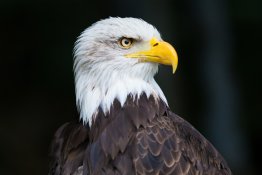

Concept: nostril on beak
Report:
left=153, top=43, right=159, bottom=47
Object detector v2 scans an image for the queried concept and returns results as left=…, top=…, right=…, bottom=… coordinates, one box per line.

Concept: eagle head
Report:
left=73, top=17, right=178, bottom=125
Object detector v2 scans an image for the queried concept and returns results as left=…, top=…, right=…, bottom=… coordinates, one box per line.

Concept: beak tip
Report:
left=172, top=62, right=178, bottom=74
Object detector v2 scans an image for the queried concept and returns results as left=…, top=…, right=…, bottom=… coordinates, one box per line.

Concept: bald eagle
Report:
left=48, top=17, right=232, bottom=175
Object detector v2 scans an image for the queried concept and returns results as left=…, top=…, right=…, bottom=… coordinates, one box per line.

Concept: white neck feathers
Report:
left=74, top=64, right=168, bottom=126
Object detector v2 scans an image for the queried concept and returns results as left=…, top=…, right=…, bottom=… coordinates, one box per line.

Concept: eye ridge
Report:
left=119, top=37, right=134, bottom=48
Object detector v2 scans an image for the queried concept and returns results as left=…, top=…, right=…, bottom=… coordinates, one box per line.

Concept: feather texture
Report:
left=49, top=94, right=232, bottom=175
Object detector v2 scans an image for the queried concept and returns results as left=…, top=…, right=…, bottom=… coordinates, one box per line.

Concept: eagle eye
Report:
left=119, top=37, right=133, bottom=49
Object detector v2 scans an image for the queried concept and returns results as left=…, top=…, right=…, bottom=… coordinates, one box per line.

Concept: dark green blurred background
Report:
left=0, top=0, right=261, bottom=174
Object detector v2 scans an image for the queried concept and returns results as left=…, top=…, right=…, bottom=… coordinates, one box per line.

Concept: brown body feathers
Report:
left=49, top=94, right=232, bottom=175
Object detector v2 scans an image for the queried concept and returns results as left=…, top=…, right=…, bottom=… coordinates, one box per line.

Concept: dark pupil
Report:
left=124, top=40, right=129, bottom=45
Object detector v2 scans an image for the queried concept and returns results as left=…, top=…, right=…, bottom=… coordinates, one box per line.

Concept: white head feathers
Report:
left=74, top=17, right=168, bottom=125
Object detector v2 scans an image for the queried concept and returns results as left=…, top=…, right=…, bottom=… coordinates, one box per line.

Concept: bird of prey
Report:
left=48, top=17, right=232, bottom=175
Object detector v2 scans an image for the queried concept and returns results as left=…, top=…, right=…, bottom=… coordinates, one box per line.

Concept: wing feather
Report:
left=48, top=122, right=89, bottom=175
left=133, top=112, right=232, bottom=175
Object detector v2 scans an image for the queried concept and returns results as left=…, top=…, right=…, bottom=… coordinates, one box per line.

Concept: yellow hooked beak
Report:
left=125, top=37, right=178, bottom=73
